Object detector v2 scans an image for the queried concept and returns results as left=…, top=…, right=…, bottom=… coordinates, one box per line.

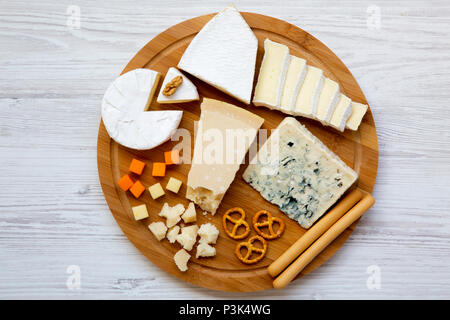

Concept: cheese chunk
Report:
left=198, top=223, right=219, bottom=244
left=181, top=202, right=197, bottom=223
left=253, top=39, right=290, bottom=108
left=101, top=69, right=183, bottom=150
left=131, top=204, right=149, bottom=221
left=293, top=66, right=324, bottom=118
left=329, top=94, right=352, bottom=132
left=148, top=221, right=167, bottom=241
left=196, top=242, right=216, bottom=258
left=176, top=225, right=199, bottom=251
left=177, top=5, right=257, bottom=104
left=148, top=182, right=165, bottom=199
left=174, top=249, right=191, bottom=272
left=158, top=202, right=185, bottom=228
left=166, top=177, right=182, bottom=194
left=243, top=117, right=358, bottom=229
left=279, top=55, right=307, bottom=113
left=157, top=67, right=199, bottom=104
left=186, top=98, right=264, bottom=214
left=316, top=78, right=340, bottom=123
left=346, top=102, right=368, bottom=131
left=167, top=226, right=180, bottom=243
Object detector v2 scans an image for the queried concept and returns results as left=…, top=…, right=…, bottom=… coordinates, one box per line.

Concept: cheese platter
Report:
left=97, top=6, right=378, bottom=292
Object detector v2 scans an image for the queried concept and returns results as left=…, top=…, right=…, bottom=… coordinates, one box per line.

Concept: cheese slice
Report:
left=157, top=67, right=199, bottom=104
left=186, top=98, right=264, bottom=214
left=293, top=66, right=324, bottom=118
left=316, top=78, right=340, bottom=123
left=329, top=94, right=352, bottom=131
left=278, top=55, right=307, bottom=113
left=346, top=102, right=368, bottom=131
left=177, top=5, right=257, bottom=104
left=253, top=39, right=290, bottom=108
left=102, top=68, right=183, bottom=150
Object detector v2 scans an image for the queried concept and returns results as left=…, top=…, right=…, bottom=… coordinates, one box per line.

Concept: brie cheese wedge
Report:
left=329, top=94, right=352, bottom=131
left=279, top=55, right=307, bottom=113
left=253, top=39, right=290, bottom=108
left=157, top=67, right=199, bottom=104
left=346, top=101, right=368, bottom=131
left=293, top=66, right=324, bottom=119
left=177, top=5, right=257, bottom=104
left=316, top=78, right=340, bottom=123
left=101, top=68, right=183, bottom=150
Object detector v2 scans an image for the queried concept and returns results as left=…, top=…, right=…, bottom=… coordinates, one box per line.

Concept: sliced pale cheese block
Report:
left=278, top=55, right=307, bottom=113
left=316, top=78, right=340, bottom=123
left=186, top=98, right=264, bottom=214
left=157, top=67, right=199, bottom=104
left=329, top=94, right=352, bottom=131
left=346, top=102, right=368, bottom=130
left=253, top=39, right=290, bottom=108
left=177, top=5, right=257, bottom=104
left=102, top=68, right=183, bottom=150
left=293, top=66, right=324, bottom=118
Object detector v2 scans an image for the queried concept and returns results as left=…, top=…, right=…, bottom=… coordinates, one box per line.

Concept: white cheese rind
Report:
left=243, top=117, right=358, bottom=229
left=186, top=98, right=264, bottom=214
left=329, top=94, right=352, bottom=132
left=293, top=66, right=324, bottom=119
left=316, top=78, right=340, bottom=123
left=177, top=5, right=257, bottom=104
left=346, top=102, right=368, bottom=130
left=253, top=39, right=290, bottom=108
left=278, top=55, right=307, bottom=113
left=157, top=67, right=199, bottom=104
left=102, top=68, right=183, bottom=150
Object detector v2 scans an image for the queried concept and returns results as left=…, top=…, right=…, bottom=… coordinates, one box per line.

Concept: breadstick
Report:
left=268, top=189, right=363, bottom=277
left=272, top=193, right=375, bottom=289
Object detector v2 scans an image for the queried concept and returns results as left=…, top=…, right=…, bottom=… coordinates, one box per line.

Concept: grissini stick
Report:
left=268, top=189, right=363, bottom=277
left=273, top=193, right=375, bottom=289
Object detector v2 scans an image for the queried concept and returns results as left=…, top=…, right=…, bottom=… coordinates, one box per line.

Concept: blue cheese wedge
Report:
left=293, top=66, right=324, bottom=119
left=243, top=117, right=358, bottom=229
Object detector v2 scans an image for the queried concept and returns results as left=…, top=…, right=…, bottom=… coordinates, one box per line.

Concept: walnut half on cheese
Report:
left=174, top=249, right=191, bottom=272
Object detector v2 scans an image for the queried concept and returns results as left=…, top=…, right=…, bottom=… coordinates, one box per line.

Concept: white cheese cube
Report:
left=167, top=226, right=180, bottom=243
left=148, top=221, right=167, bottom=241
left=166, top=177, right=182, bottom=194
left=253, top=39, right=290, bottom=108
left=279, top=55, right=307, bottom=113
left=196, top=242, right=216, bottom=258
left=198, top=223, right=219, bottom=244
left=181, top=202, right=197, bottom=223
left=131, top=204, right=149, bottom=221
left=329, top=94, right=352, bottom=131
left=176, top=225, right=199, bottom=251
left=316, top=78, right=340, bottom=123
left=174, top=249, right=191, bottom=272
left=293, top=66, right=324, bottom=118
left=346, top=102, right=368, bottom=131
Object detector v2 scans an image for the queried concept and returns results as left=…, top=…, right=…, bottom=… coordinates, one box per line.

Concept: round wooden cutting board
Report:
left=97, top=12, right=379, bottom=292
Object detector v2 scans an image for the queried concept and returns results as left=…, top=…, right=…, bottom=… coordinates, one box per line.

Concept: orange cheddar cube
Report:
left=129, top=158, right=146, bottom=175
left=129, top=180, right=145, bottom=198
left=152, top=162, right=166, bottom=177
left=118, top=174, right=134, bottom=191
left=164, top=150, right=180, bottom=165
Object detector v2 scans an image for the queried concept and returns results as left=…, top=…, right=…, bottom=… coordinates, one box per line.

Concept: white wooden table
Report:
left=1, top=0, right=449, bottom=299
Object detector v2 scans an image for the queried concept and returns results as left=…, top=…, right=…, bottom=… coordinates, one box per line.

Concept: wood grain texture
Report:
left=0, top=0, right=449, bottom=299
left=98, top=12, right=378, bottom=292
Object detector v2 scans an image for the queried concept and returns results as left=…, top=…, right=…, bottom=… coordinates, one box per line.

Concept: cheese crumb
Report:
left=174, top=249, right=191, bottom=272
left=148, top=221, right=167, bottom=241
left=198, top=223, right=219, bottom=244
left=181, top=202, right=197, bottom=223
left=176, top=225, right=199, bottom=251
left=158, top=203, right=185, bottom=228
left=167, top=226, right=180, bottom=243
left=196, top=242, right=216, bottom=258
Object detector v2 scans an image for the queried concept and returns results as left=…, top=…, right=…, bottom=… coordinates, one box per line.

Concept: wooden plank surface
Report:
left=0, top=0, right=449, bottom=299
